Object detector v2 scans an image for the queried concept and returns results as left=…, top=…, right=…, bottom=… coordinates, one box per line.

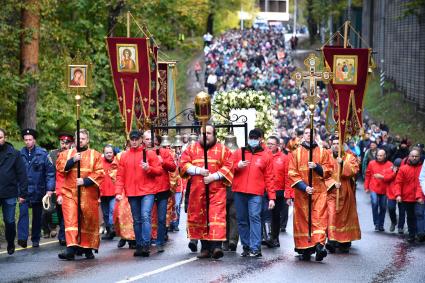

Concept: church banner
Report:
left=106, top=37, right=150, bottom=135
left=322, top=46, right=371, bottom=142
left=158, top=62, right=169, bottom=126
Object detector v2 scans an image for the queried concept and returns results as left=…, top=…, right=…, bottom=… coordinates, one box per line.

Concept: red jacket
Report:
left=383, top=166, right=398, bottom=200
left=115, top=147, right=162, bottom=197
left=232, top=147, right=276, bottom=200
left=394, top=162, right=422, bottom=202
left=154, top=148, right=177, bottom=193
left=365, top=160, right=393, bottom=195
left=100, top=156, right=118, bottom=197
left=271, top=150, right=289, bottom=192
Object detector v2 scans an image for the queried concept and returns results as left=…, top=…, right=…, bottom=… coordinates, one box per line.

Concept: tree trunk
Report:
left=18, top=0, right=40, bottom=130
left=206, top=13, right=214, bottom=35
left=306, top=0, right=317, bottom=45
left=107, top=0, right=125, bottom=36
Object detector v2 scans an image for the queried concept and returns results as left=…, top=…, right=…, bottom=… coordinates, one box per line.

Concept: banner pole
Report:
left=127, top=11, right=130, bottom=38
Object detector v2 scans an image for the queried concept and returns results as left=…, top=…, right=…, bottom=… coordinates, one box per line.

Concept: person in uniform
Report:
left=18, top=128, right=55, bottom=248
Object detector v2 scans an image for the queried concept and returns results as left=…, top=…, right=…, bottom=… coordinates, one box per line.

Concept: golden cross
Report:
left=211, top=229, right=217, bottom=238
left=212, top=214, right=219, bottom=222
left=212, top=147, right=219, bottom=156
left=291, top=53, right=333, bottom=110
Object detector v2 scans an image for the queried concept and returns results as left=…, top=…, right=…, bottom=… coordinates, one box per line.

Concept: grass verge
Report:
left=364, top=75, right=425, bottom=144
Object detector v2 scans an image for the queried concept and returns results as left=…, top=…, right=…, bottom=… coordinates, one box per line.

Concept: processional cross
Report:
left=290, top=53, right=332, bottom=242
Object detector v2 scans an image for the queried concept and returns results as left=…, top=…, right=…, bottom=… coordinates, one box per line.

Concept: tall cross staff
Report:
left=66, top=54, right=92, bottom=244
left=291, top=53, right=332, bottom=242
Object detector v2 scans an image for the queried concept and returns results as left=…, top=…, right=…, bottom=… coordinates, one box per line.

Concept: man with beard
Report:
left=180, top=125, right=233, bottom=259
left=57, top=129, right=104, bottom=260
left=325, top=137, right=361, bottom=253
left=395, top=149, right=423, bottom=243
left=365, top=149, right=393, bottom=231
left=288, top=127, right=332, bottom=261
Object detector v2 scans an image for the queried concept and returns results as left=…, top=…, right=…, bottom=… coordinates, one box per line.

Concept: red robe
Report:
left=288, top=144, right=332, bottom=250
left=325, top=152, right=361, bottom=243
left=57, top=148, right=104, bottom=249
left=180, top=142, right=233, bottom=241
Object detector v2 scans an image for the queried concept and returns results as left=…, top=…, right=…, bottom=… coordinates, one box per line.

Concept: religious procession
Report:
left=1, top=1, right=425, bottom=282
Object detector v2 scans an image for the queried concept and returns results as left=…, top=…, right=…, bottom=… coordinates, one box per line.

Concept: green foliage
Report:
left=364, top=76, right=425, bottom=144
left=0, top=0, right=235, bottom=150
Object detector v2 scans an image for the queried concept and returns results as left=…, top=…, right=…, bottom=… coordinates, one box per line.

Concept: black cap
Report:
left=249, top=129, right=262, bottom=139
left=21, top=128, right=37, bottom=139
left=129, top=130, right=141, bottom=139
left=393, top=158, right=402, bottom=167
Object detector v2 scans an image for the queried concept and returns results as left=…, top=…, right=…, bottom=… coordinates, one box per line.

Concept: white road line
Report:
left=116, top=256, right=198, bottom=283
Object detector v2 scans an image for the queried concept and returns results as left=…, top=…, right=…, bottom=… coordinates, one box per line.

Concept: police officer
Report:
left=17, top=129, right=55, bottom=248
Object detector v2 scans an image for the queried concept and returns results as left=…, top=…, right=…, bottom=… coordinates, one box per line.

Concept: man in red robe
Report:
left=288, top=127, right=332, bottom=261
left=325, top=137, right=361, bottom=253
left=180, top=125, right=233, bottom=259
left=57, top=129, right=104, bottom=260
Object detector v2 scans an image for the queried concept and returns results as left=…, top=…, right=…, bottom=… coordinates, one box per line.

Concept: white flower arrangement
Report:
left=212, top=89, right=276, bottom=140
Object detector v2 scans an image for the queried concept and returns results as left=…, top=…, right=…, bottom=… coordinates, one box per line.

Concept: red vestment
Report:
left=326, top=152, right=361, bottom=243
left=288, top=144, right=332, bottom=250
left=180, top=142, right=233, bottom=241
left=57, top=148, right=104, bottom=249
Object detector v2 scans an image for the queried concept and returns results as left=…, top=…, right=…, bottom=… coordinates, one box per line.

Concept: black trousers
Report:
left=271, top=191, right=285, bottom=240
left=226, top=188, right=239, bottom=244
left=401, top=202, right=417, bottom=237
left=201, top=240, right=222, bottom=251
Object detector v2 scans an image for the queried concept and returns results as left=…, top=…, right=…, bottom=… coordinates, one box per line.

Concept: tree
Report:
left=18, top=0, right=40, bottom=130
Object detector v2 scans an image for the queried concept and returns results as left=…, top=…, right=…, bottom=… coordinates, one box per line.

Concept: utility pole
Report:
left=380, top=0, right=386, bottom=96
left=293, top=0, right=297, bottom=36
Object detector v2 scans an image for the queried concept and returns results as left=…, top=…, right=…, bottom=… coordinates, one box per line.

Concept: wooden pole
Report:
left=343, top=21, right=350, bottom=48
left=127, top=11, right=130, bottom=38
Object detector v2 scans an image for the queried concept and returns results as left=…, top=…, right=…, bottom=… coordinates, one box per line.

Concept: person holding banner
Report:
left=57, top=129, right=104, bottom=260
left=325, top=136, right=361, bottom=253
left=179, top=125, right=233, bottom=259
left=115, top=130, right=162, bottom=257
left=288, top=127, right=332, bottom=261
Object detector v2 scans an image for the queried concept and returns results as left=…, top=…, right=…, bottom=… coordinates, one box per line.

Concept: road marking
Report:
left=116, top=256, right=198, bottom=283
left=0, top=240, right=58, bottom=255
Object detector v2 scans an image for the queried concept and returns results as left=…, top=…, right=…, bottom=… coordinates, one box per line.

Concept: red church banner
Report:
left=106, top=37, right=150, bottom=135
left=322, top=46, right=371, bottom=142
left=158, top=62, right=169, bottom=126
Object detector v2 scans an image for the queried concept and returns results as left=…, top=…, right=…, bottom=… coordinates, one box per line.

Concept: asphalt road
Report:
left=1, top=184, right=425, bottom=283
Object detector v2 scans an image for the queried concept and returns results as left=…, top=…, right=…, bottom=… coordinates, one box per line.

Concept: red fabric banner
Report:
left=106, top=37, right=150, bottom=135
left=158, top=62, right=169, bottom=126
left=322, top=46, right=371, bottom=141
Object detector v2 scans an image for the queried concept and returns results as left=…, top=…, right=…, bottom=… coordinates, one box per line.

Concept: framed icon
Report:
left=117, top=44, right=139, bottom=73
left=333, top=55, right=358, bottom=85
left=68, top=65, right=88, bottom=88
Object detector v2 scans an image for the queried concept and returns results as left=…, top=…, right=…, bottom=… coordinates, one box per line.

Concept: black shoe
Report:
left=325, top=242, right=336, bottom=254
left=75, top=248, right=84, bottom=256
left=85, top=249, right=95, bottom=259
left=374, top=225, right=379, bottom=232
left=339, top=246, right=350, bottom=253
left=18, top=239, right=27, bottom=248
left=59, top=240, right=66, bottom=246
left=398, top=228, right=404, bottom=235
left=117, top=239, right=127, bottom=248
left=197, top=250, right=211, bottom=259
left=212, top=248, right=224, bottom=259
left=141, top=246, right=150, bottom=257
left=134, top=246, right=144, bottom=257
left=188, top=240, right=197, bottom=252
left=128, top=240, right=137, bottom=249
left=229, top=242, right=237, bottom=252
left=299, top=253, right=311, bottom=261
left=58, top=247, right=75, bottom=260
left=315, top=244, right=328, bottom=261
left=269, top=239, right=280, bottom=248
left=249, top=250, right=262, bottom=257
left=240, top=247, right=250, bottom=257
left=7, top=243, right=15, bottom=255
left=174, top=227, right=180, bottom=232
left=32, top=241, right=39, bottom=248
left=222, top=242, right=229, bottom=251
left=379, top=227, right=385, bottom=232
left=280, top=227, right=286, bottom=233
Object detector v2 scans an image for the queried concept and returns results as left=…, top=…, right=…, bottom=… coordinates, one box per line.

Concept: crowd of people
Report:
left=1, top=28, right=425, bottom=265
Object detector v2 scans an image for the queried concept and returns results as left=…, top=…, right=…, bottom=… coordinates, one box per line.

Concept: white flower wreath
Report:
left=212, top=89, right=276, bottom=141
